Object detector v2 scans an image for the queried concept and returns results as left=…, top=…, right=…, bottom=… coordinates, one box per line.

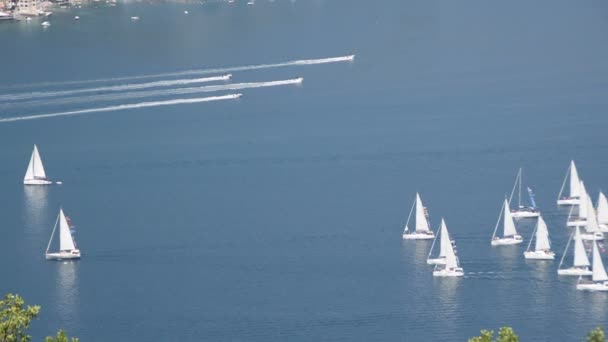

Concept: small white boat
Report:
left=184, top=10, right=189, bottom=14
left=45, top=208, right=81, bottom=260
left=567, top=180, right=587, bottom=226
left=491, top=199, right=523, bottom=246
left=558, top=227, right=592, bottom=276
left=433, top=219, right=463, bottom=277
left=41, top=21, right=50, bottom=27
left=402, top=193, right=435, bottom=240
left=74, top=16, right=79, bottom=20
left=557, top=160, right=582, bottom=205
left=23, top=145, right=53, bottom=185
left=576, top=241, right=608, bottom=291
left=247, top=0, right=254, bottom=5
left=524, top=215, right=554, bottom=260
left=427, top=219, right=451, bottom=265
left=130, top=16, right=139, bottom=20
left=509, top=168, right=540, bottom=219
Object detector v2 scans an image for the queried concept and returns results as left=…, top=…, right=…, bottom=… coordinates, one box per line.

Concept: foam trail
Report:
left=1, top=55, right=354, bottom=90
left=0, top=74, right=232, bottom=102
left=0, top=94, right=241, bottom=123
left=3, top=78, right=303, bottom=108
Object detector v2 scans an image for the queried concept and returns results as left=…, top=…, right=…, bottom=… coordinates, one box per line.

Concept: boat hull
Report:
left=557, top=198, right=580, bottom=206
left=576, top=281, right=608, bottom=291
left=580, top=233, right=604, bottom=241
left=402, top=232, right=435, bottom=240
left=511, top=211, right=540, bottom=219
left=433, top=268, right=464, bottom=277
left=427, top=257, right=446, bottom=265
left=24, top=179, right=53, bottom=185
left=45, top=250, right=81, bottom=260
left=557, top=267, right=592, bottom=276
left=567, top=219, right=587, bottom=227
left=491, top=236, right=523, bottom=246
left=524, top=251, right=555, bottom=260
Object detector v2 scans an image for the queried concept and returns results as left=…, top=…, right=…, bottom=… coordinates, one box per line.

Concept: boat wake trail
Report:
left=2, top=78, right=303, bottom=109
left=1, top=55, right=354, bottom=90
left=0, top=74, right=232, bottom=102
left=0, top=94, right=241, bottom=123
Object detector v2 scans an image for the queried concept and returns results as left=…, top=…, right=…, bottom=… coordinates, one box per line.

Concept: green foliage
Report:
left=468, top=329, right=494, bottom=342
left=469, top=327, right=518, bottom=342
left=0, top=294, right=41, bottom=342
left=496, top=327, right=518, bottom=342
left=587, top=327, right=606, bottom=342
left=44, top=330, right=79, bottom=342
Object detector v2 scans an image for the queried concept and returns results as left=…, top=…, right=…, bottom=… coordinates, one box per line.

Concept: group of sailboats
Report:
left=402, top=193, right=464, bottom=277
left=22, top=145, right=80, bottom=261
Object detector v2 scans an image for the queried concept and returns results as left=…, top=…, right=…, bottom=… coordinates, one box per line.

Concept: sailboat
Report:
left=491, top=199, right=523, bottom=246
left=579, top=195, right=604, bottom=241
left=523, top=215, right=554, bottom=259
left=23, top=145, right=54, bottom=185
left=402, top=193, right=435, bottom=240
left=557, top=160, right=581, bottom=205
left=433, top=219, right=463, bottom=277
left=567, top=180, right=587, bottom=227
left=509, top=168, right=540, bottom=219
left=427, top=219, right=453, bottom=265
left=596, top=192, right=608, bottom=231
left=45, top=208, right=81, bottom=260
left=576, top=241, right=608, bottom=291
left=557, top=227, right=592, bottom=276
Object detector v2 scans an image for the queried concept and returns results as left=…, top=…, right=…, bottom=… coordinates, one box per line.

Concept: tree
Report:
left=44, top=330, right=78, bottom=342
left=588, top=327, right=606, bottom=342
left=468, top=329, right=493, bottom=342
left=0, top=294, right=40, bottom=342
left=469, top=327, right=518, bottom=342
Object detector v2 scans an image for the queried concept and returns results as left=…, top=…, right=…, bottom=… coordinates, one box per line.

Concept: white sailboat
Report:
left=580, top=195, right=604, bottom=241
left=427, top=219, right=452, bottom=265
left=491, top=199, right=523, bottom=246
left=45, top=208, right=81, bottom=260
left=523, top=215, right=554, bottom=259
left=557, top=160, right=581, bottom=205
left=567, top=180, right=587, bottom=227
left=576, top=241, right=608, bottom=291
left=402, top=193, right=435, bottom=240
left=509, top=168, right=540, bottom=219
left=557, top=227, right=592, bottom=276
left=597, top=192, right=608, bottom=231
left=23, top=145, right=53, bottom=185
left=433, top=219, right=463, bottom=277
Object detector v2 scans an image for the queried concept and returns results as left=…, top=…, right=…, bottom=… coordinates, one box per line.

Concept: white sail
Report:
left=573, top=227, right=591, bottom=267
left=503, top=199, right=517, bottom=237
left=597, top=192, right=608, bottom=225
left=444, top=224, right=458, bottom=269
left=579, top=181, right=588, bottom=219
left=534, top=216, right=551, bottom=251
left=591, top=241, right=608, bottom=282
left=58, top=209, right=76, bottom=251
left=570, top=160, right=581, bottom=198
left=439, top=219, right=450, bottom=257
left=24, top=145, right=47, bottom=181
left=586, top=196, right=599, bottom=233
left=415, top=193, right=430, bottom=232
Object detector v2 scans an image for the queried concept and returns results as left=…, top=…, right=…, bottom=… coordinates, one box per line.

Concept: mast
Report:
left=573, top=227, right=591, bottom=267
left=518, top=168, right=522, bottom=208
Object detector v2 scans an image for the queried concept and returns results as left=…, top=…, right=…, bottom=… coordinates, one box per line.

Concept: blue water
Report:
left=1, top=0, right=608, bottom=340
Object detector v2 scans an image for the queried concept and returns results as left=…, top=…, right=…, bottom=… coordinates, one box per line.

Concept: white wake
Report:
left=1, top=55, right=354, bottom=90
left=0, top=94, right=242, bottom=123
left=0, top=74, right=232, bottom=102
